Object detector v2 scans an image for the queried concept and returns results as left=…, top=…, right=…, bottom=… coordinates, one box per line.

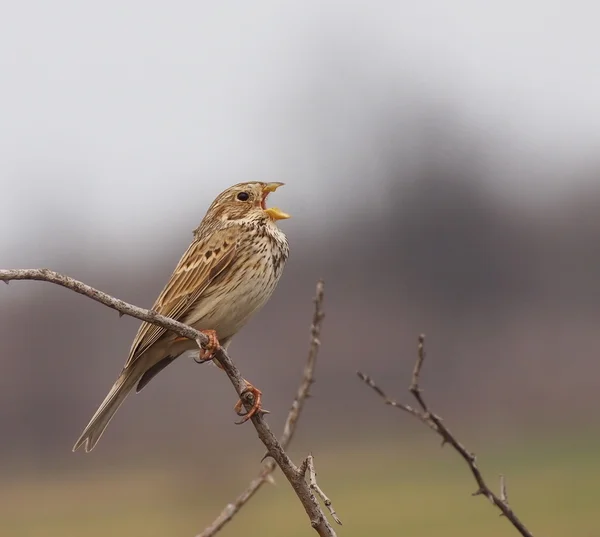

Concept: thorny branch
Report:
left=198, top=280, right=329, bottom=537
left=300, top=455, right=342, bottom=525
left=357, top=334, right=535, bottom=537
left=0, top=269, right=340, bottom=537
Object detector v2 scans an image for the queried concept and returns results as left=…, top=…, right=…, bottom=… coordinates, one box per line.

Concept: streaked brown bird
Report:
left=73, top=182, right=290, bottom=452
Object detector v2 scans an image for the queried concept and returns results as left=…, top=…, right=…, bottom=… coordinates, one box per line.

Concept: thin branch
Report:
left=500, top=474, right=509, bottom=506
left=0, top=269, right=339, bottom=537
left=357, top=334, right=535, bottom=537
left=0, top=268, right=202, bottom=339
left=280, top=279, right=325, bottom=446
left=301, top=455, right=342, bottom=526
left=197, top=280, right=327, bottom=537
left=356, top=372, right=435, bottom=430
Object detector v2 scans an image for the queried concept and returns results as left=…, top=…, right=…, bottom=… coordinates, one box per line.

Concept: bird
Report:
left=73, top=182, right=290, bottom=453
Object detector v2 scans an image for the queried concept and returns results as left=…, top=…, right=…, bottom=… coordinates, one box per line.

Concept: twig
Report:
left=500, top=474, right=509, bottom=506
left=197, top=280, right=328, bottom=537
left=0, top=268, right=202, bottom=339
left=357, top=372, right=436, bottom=430
left=280, top=280, right=325, bottom=445
left=357, top=334, right=535, bottom=537
left=301, top=455, right=342, bottom=526
left=0, top=269, right=339, bottom=537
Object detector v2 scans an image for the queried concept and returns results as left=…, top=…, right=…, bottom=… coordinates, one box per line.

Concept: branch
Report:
left=197, top=280, right=328, bottom=537
left=0, top=269, right=339, bottom=537
left=300, top=455, right=342, bottom=525
left=357, top=334, right=534, bottom=537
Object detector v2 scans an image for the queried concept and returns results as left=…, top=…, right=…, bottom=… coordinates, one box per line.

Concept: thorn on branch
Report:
left=472, top=488, right=494, bottom=503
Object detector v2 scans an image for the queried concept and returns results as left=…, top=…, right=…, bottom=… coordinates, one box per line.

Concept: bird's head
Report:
left=205, top=182, right=290, bottom=225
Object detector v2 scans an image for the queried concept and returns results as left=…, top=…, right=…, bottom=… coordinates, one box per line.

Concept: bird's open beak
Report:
left=262, top=182, right=291, bottom=221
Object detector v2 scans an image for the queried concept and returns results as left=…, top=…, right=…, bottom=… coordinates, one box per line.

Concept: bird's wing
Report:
left=124, top=226, right=238, bottom=368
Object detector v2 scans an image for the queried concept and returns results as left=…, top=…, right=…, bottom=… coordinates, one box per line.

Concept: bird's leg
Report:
left=193, top=329, right=221, bottom=363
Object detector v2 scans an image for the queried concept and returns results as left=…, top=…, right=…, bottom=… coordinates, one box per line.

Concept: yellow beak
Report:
left=262, top=182, right=285, bottom=193
left=262, top=182, right=291, bottom=220
left=264, top=207, right=291, bottom=220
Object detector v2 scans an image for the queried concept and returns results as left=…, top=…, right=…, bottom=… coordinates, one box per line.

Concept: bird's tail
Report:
left=72, top=367, right=139, bottom=453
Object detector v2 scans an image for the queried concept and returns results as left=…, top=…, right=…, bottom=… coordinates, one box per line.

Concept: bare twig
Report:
left=0, top=269, right=339, bottom=537
left=500, top=474, right=509, bottom=506
left=357, top=334, right=535, bottom=537
left=280, top=280, right=325, bottom=445
left=198, top=280, right=328, bottom=537
left=357, top=372, right=435, bottom=429
left=301, top=455, right=342, bottom=526
left=0, top=268, right=202, bottom=339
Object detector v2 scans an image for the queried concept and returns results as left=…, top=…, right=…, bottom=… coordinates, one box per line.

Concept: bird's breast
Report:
left=184, top=229, right=288, bottom=341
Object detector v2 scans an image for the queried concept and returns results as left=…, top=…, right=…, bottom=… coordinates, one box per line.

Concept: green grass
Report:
left=2, top=436, right=598, bottom=537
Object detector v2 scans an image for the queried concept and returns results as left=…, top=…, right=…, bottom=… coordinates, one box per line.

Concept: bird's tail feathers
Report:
left=72, top=368, right=139, bottom=453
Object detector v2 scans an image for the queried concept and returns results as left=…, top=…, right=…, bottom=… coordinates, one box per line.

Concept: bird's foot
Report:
left=234, top=381, right=267, bottom=424
left=194, top=329, right=221, bottom=363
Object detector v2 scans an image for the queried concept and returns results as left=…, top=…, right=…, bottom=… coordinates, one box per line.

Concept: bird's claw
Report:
left=234, top=383, right=267, bottom=424
left=195, top=329, right=220, bottom=362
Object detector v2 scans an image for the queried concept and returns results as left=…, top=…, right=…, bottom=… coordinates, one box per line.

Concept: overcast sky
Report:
left=1, top=1, right=599, bottom=256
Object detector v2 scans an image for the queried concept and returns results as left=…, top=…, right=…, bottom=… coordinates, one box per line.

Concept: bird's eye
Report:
left=237, top=192, right=250, bottom=201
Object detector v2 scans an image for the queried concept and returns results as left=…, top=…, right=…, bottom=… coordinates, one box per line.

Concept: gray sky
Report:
left=1, top=1, right=599, bottom=255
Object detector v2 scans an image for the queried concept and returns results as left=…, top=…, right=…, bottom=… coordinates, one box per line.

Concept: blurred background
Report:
left=1, top=2, right=599, bottom=536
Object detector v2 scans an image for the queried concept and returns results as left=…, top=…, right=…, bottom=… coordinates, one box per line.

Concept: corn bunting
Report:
left=73, top=182, right=290, bottom=452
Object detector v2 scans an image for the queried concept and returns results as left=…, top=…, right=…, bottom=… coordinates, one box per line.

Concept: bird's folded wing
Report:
left=124, top=226, right=238, bottom=367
